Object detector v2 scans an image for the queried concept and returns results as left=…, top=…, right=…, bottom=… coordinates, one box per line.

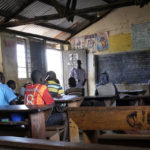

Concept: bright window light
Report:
left=46, top=49, right=63, bottom=85
left=17, top=44, right=27, bottom=78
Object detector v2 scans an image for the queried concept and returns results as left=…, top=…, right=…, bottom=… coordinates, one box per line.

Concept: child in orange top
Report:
left=24, top=70, right=54, bottom=105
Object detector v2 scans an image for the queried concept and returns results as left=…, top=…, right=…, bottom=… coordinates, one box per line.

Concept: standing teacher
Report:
left=70, top=60, right=87, bottom=96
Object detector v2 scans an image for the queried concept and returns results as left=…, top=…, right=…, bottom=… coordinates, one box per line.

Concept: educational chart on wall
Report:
left=74, top=36, right=85, bottom=49
left=85, top=34, right=96, bottom=53
left=132, top=22, right=150, bottom=50
left=96, top=32, right=109, bottom=51
left=72, top=32, right=109, bottom=53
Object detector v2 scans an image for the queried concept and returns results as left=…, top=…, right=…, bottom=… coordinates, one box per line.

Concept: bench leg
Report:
left=29, top=112, right=46, bottom=139
left=83, top=130, right=99, bottom=144
left=69, top=118, right=80, bottom=142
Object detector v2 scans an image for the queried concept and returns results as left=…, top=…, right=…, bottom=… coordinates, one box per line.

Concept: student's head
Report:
left=24, top=82, right=31, bottom=88
left=7, top=80, right=16, bottom=90
left=68, top=77, right=76, bottom=88
left=77, top=60, right=82, bottom=69
left=46, top=71, right=56, bottom=81
left=31, top=70, right=43, bottom=84
left=0, top=72, right=5, bottom=84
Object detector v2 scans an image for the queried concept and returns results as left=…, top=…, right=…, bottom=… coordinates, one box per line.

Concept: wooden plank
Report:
left=68, top=106, right=150, bottom=130
left=2, top=29, right=70, bottom=44
left=29, top=111, right=46, bottom=139
left=0, top=105, right=53, bottom=113
left=0, top=136, right=149, bottom=150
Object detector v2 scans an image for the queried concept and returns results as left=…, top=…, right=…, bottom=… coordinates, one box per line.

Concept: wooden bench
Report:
left=68, top=106, right=150, bottom=143
left=0, top=136, right=149, bottom=150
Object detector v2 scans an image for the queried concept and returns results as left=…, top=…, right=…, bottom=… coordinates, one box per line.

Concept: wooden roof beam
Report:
left=0, top=11, right=73, bottom=33
left=78, top=14, right=97, bottom=21
left=39, top=0, right=96, bottom=21
left=103, top=0, right=112, bottom=3
left=1, top=29, right=70, bottom=44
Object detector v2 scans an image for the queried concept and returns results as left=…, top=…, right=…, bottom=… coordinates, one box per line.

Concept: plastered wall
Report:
left=0, top=32, right=18, bottom=84
left=73, top=4, right=150, bottom=95
left=0, top=33, right=30, bottom=92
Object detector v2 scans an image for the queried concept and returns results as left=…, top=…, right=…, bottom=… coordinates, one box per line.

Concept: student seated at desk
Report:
left=24, top=70, right=67, bottom=140
left=7, top=80, right=19, bottom=97
left=95, top=72, right=117, bottom=107
left=0, top=72, right=17, bottom=105
left=24, top=70, right=54, bottom=105
left=45, top=71, right=63, bottom=98
left=65, top=77, right=83, bottom=97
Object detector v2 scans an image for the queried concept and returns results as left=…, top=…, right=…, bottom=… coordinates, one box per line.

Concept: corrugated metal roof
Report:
left=19, top=1, right=57, bottom=18
left=0, top=0, right=26, bottom=14
left=0, top=0, right=115, bottom=42
left=48, top=16, right=86, bottom=28
left=9, top=24, right=61, bottom=38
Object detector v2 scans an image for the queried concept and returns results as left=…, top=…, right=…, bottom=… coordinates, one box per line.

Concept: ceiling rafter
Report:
left=2, top=29, right=70, bottom=44
left=0, top=10, right=73, bottom=33
left=39, top=0, right=96, bottom=21
left=78, top=14, right=96, bottom=21
left=65, top=9, right=113, bottom=41
left=103, top=0, right=113, bottom=3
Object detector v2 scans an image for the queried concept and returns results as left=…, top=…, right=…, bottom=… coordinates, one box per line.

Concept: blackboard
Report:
left=95, top=50, right=150, bottom=84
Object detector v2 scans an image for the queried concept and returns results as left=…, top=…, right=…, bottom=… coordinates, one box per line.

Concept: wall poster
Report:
left=85, top=34, right=96, bottom=53
left=96, top=32, right=109, bottom=51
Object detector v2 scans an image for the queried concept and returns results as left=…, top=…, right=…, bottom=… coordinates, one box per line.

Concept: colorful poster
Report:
left=96, top=32, right=109, bottom=51
left=74, top=36, right=85, bottom=49
left=85, top=34, right=96, bottom=53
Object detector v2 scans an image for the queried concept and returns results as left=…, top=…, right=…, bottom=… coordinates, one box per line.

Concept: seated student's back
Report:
left=65, top=77, right=83, bottom=97
left=97, top=82, right=116, bottom=97
left=46, top=71, right=63, bottom=97
left=24, top=70, right=54, bottom=105
left=0, top=72, right=17, bottom=105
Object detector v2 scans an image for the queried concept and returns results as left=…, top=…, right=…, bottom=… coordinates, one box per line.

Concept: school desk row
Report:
left=1, top=95, right=150, bottom=142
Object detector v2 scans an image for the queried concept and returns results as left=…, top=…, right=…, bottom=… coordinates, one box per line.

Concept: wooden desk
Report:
left=118, top=95, right=150, bottom=106
left=68, top=106, right=150, bottom=143
left=0, top=105, right=53, bottom=139
left=118, top=90, right=146, bottom=95
left=54, top=95, right=83, bottom=107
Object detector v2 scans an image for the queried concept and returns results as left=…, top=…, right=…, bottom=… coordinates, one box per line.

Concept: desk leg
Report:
left=82, top=130, right=99, bottom=144
left=69, top=118, right=80, bottom=142
left=29, top=111, right=46, bottom=139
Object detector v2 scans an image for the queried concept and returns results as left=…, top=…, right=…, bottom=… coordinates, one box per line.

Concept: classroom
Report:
left=0, top=0, right=150, bottom=149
